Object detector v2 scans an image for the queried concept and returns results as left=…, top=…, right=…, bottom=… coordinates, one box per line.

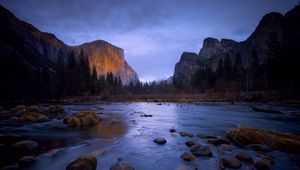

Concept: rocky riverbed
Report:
left=0, top=103, right=300, bottom=170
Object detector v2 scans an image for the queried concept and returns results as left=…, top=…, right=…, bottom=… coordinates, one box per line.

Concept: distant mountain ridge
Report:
left=173, top=5, right=300, bottom=87
left=0, top=4, right=138, bottom=84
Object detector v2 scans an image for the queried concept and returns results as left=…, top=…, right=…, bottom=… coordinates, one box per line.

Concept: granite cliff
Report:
left=0, top=4, right=138, bottom=85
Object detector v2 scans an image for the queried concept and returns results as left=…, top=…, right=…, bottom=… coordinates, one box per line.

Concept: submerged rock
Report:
left=226, top=126, right=300, bottom=154
left=169, top=128, right=176, bottom=133
left=235, top=152, right=254, bottom=164
left=110, top=162, right=135, bottom=170
left=12, top=140, right=39, bottom=158
left=19, top=156, right=36, bottom=168
left=179, top=132, right=193, bottom=138
left=185, top=140, right=198, bottom=147
left=207, top=138, right=230, bottom=146
left=222, top=156, right=242, bottom=169
left=180, top=152, right=196, bottom=161
left=191, top=146, right=212, bottom=157
left=64, top=111, right=102, bottom=129
left=153, top=138, right=167, bottom=145
left=219, top=144, right=233, bottom=152
left=189, top=144, right=201, bottom=152
left=66, top=154, right=97, bottom=170
left=48, top=105, right=64, bottom=115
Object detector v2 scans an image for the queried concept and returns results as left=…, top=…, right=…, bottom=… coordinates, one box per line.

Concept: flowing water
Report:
left=1, top=102, right=300, bottom=170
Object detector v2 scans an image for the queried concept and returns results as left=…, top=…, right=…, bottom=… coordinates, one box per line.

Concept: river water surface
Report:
left=1, top=102, right=300, bottom=170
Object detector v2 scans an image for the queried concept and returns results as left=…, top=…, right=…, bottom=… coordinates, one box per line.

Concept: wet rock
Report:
left=247, top=144, right=273, bottom=152
left=9, top=116, right=19, bottom=122
left=235, top=152, right=254, bottom=164
left=0, top=134, right=22, bottom=145
left=12, top=140, right=39, bottom=158
left=189, top=144, right=201, bottom=152
left=260, top=155, right=275, bottom=165
left=48, top=105, right=64, bottom=115
left=222, top=156, right=242, bottom=169
left=226, top=126, right=300, bottom=154
left=180, top=152, right=196, bottom=161
left=110, top=162, right=135, bottom=170
left=179, top=132, right=193, bottom=138
left=169, top=128, right=176, bottom=133
left=19, top=156, right=36, bottom=168
left=19, top=112, right=49, bottom=123
left=66, top=154, right=97, bottom=170
left=207, top=138, right=230, bottom=146
left=185, top=140, right=198, bottom=147
left=191, top=146, right=212, bottom=157
left=203, top=135, right=218, bottom=139
left=64, top=111, right=102, bottom=129
left=153, top=137, right=167, bottom=145
left=12, top=105, right=27, bottom=115
left=219, top=144, right=233, bottom=151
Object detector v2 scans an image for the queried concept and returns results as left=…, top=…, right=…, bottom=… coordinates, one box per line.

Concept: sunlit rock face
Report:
left=0, top=5, right=139, bottom=84
left=73, top=40, right=139, bottom=84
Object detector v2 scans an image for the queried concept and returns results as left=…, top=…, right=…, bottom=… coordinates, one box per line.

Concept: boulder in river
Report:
left=235, top=152, right=254, bottom=164
left=48, top=105, right=64, bottom=115
left=219, top=144, right=233, bottom=152
left=185, top=140, right=198, bottom=147
left=191, top=146, right=212, bottom=157
left=180, top=152, right=196, bottom=161
left=12, top=140, right=39, bottom=158
left=207, top=138, right=230, bottom=146
left=18, top=112, right=49, bottom=123
left=226, top=126, right=300, bottom=154
left=64, top=111, right=102, bottom=129
left=110, top=162, right=135, bottom=170
left=153, top=137, right=167, bottom=145
left=169, top=128, right=176, bottom=133
left=222, top=156, right=242, bottom=169
left=179, top=132, right=193, bottom=138
left=19, top=156, right=36, bottom=168
left=66, top=154, right=97, bottom=170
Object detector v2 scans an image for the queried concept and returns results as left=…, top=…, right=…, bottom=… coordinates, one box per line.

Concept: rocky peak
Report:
left=202, top=37, right=220, bottom=48
left=180, top=52, right=199, bottom=62
left=246, top=12, right=283, bottom=44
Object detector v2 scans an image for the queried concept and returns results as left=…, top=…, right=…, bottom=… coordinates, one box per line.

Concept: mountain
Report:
left=0, top=4, right=138, bottom=85
left=173, top=5, right=300, bottom=88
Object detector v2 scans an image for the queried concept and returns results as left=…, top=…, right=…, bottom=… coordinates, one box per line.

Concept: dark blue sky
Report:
left=0, top=0, right=298, bottom=81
